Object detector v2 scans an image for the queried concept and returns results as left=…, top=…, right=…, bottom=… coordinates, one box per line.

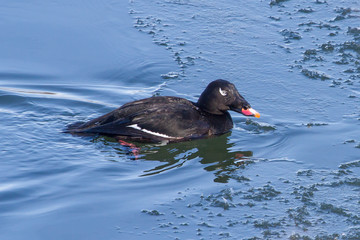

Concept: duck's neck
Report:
left=197, top=97, right=225, bottom=115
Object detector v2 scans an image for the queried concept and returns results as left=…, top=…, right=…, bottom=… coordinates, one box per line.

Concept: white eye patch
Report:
left=219, top=88, right=227, bottom=96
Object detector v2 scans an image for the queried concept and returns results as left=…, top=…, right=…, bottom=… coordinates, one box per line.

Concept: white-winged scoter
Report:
left=66, top=79, right=260, bottom=143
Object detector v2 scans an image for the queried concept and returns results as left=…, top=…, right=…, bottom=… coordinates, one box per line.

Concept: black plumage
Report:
left=66, top=79, right=259, bottom=143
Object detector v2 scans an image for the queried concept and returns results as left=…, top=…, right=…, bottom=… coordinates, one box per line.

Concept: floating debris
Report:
left=141, top=209, right=164, bottom=216
left=298, top=7, right=314, bottom=14
left=280, top=29, right=302, bottom=41
left=270, top=0, right=289, bottom=7
left=347, top=27, right=360, bottom=36
left=304, top=122, right=329, bottom=127
left=160, top=71, right=179, bottom=79
left=301, top=69, right=331, bottom=80
left=269, top=16, right=281, bottom=21
left=321, top=42, right=335, bottom=51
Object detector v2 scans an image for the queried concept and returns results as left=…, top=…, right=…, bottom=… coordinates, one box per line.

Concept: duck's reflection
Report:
left=99, top=133, right=253, bottom=183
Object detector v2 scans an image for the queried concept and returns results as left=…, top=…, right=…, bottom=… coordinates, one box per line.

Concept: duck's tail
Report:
left=63, top=121, right=86, bottom=133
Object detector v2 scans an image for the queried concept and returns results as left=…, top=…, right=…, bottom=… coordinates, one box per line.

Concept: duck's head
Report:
left=197, top=79, right=260, bottom=117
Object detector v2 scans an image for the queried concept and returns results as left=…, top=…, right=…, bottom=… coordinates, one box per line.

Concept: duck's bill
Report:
left=240, top=108, right=260, bottom=118
left=230, top=106, right=260, bottom=118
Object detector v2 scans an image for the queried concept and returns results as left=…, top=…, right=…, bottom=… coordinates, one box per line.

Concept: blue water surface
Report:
left=1, top=0, right=359, bottom=239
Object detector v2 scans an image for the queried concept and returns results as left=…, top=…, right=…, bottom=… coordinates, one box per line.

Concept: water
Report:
left=0, top=0, right=359, bottom=239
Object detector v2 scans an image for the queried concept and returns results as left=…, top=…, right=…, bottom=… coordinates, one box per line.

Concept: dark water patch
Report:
left=332, top=7, right=360, bottom=22
left=314, top=0, right=327, bottom=4
left=301, top=68, right=331, bottom=80
left=238, top=118, right=277, bottom=134
left=243, top=184, right=282, bottom=202
left=135, top=157, right=360, bottom=239
left=333, top=158, right=360, bottom=172
left=270, top=0, right=360, bottom=94
left=298, top=21, right=341, bottom=31
left=321, top=42, right=336, bottom=51
left=253, top=219, right=282, bottom=229
left=298, top=7, right=315, bottom=14
left=336, top=178, right=360, bottom=187
left=292, top=184, right=318, bottom=204
left=204, top=189, right=237, bottom=210
left=269, top=15, right=281, bottom=21
left=303, top=122, right=329, bottom=127
left=340, top=40, right=360, bottom=54
left=287, top=206, right=313, bottom=229
left=320, top=202, right=351, bottom=217
left=297, top=169, right=314, bottom=176
left=280, top=29, right=302, bottom=41
left=141, top=209, right=164, bottom=216
left=303, top=48, right=319, bottom=61
left=347, top=27, right=360, bottom=38
left=270, top=0, right=289, bottom=7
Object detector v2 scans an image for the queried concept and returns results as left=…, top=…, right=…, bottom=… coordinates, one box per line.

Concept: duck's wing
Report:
left=66, top=96, right=168, bottom=133
left=130, top=104, right=211, bottom=140
left=67, top=97, right=211, bottom=141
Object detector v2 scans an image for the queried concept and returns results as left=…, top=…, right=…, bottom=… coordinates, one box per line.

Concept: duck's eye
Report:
left=219, top=88, right=227, bottom=96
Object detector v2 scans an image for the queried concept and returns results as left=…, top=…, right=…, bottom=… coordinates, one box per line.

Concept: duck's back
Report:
left=67, top=96, right=232, bottom=142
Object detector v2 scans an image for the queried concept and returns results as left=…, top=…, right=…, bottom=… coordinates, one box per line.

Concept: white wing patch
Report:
left=219, top=88, right=227, bottom=96
left=127, top=124, right=175, bottom=139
